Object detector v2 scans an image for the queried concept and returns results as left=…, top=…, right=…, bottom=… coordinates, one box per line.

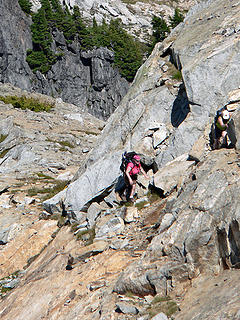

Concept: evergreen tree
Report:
left=18, top=0, right=32, bottom=14
left=72, top=6, right=92, bottom=48
left=151, top=15, right=170, bottom=44
left=26, top=7, right=55, bottom=73
left=170, top=8, right=184, bottom=29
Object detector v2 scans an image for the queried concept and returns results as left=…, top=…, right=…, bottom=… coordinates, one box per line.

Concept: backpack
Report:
left=120, top=151, right=137, bottom=173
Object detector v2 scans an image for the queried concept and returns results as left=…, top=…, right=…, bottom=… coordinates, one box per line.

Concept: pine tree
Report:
left=170, top=8, right=184, bottom=29
left=18, top=0, right=32, bottom=14
left=26, top=7, right=55, bottom=73
left=151, top=15, right=170, bottom=44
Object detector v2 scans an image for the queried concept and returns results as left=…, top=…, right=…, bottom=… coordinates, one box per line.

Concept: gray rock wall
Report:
left=0, top=0, right=129, bottom=120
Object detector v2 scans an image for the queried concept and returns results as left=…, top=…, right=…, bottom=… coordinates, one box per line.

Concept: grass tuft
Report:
left=0, top=95, right=53, bottom=112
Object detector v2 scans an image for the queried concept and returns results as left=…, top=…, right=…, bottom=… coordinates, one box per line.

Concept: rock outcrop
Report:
left=0, top=0, right=129, bottom=120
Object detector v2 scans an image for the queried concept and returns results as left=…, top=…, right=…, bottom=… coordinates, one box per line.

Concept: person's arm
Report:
left=140, top=166, right=149, bottom=179
left=125, top=165, right=133, bottom=185
left=217, top=116, right=228, bottom=129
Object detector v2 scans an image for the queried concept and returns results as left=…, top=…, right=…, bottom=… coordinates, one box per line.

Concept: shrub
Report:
left=0, top=95, right=53, bottom=112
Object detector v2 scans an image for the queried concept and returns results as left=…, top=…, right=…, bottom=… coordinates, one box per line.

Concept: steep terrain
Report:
left=0, top=0, right=240, bottom=319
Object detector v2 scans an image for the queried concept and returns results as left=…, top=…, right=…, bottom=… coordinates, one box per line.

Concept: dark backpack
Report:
left=120, top=151, right=137, bottom=173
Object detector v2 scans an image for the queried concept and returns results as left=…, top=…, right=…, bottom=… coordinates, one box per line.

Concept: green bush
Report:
left=0, top=95, right=53, bottom=112
left=0, top=134, right=7, bottom=143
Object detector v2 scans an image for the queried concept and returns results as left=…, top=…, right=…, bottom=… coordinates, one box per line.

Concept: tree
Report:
left=151, top=15, right=170, bottom=44
left=18, top=0, right=32, bottom=14
left=170, top=8, right=184, bottom=29
left=26, top=7, right=55, bottom=73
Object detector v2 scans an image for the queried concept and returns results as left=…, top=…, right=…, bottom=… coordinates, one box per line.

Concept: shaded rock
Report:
left=87, top=202, right=103, bottom=228
left=0, top=228, right=9, bottom=245
left=72, top=240, right=109, bottom=264
left=115, top=301, right=139, bottom=315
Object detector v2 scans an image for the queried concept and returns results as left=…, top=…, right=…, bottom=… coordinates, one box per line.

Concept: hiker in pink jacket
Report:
left=125, top=154, right=149, bottom=202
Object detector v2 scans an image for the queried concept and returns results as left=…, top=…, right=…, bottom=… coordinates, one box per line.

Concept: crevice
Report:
left=217, top=227, right=231, bottom=269
left=229, top=220, right=240, bottom=266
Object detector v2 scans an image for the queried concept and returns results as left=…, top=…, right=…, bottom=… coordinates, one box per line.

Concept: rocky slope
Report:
left=0, top=0, right=240, bottom=319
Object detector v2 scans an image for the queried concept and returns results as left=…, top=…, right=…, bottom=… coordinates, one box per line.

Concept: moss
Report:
left=36, top=172, right=54, bottom=180
left=147, top=190, right=162, bottom=203
left=0, top=95, right=53, bottom=112
left=1, top=287, right=12, bottom=294
left=0, top=147, right=12, bottom=158
left=135, top=200, right=149, bottom=210
left=27, top=180, right=69, bottom=200
left=172, top=70, right=182, bottom=80
left=76, top=228, right=95, bottom=246
left=0, top=134, right=7, bottom=143
left=147, top=295, right=179, bottom=318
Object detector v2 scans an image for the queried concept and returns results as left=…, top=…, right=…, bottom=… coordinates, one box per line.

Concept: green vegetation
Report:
left=0, top=95, right=53, bottom=112
left=27, top=180, right=69, bottom=200
left=147, top=295, right=179, bottom=318
left=151, top=15, right=170, bottom=47
left=150, top=8, right=184, bottom=51
left=170, top=8, right=184, bottom=29
left=0, top=134, right=7, bottom=143
left=172, top=70, right=182, bottom=80
left=18, top=0, right=32, bottom=14
left=0, top=271, right=20, bottom=296
left=75, top=228, right=95, bottom=245
left=21, top=0, right=185, bottom=81
left=0, top=147, right=13, bottom=158
left=135, top=200, right=149, bottom=210
left=36, top=172, right=54, bottom=180
left=24, top=0, right=145, bottom=81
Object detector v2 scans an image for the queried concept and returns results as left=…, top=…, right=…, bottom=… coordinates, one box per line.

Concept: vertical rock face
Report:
left=0, top=0, right=129, bottom=120
left=0, top=0, right=33, bottom=89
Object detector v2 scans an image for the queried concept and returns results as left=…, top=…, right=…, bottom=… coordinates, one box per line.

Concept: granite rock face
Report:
left=46, top=0, right=240, bottom=214
left=0, top=0, right=129, bottom=120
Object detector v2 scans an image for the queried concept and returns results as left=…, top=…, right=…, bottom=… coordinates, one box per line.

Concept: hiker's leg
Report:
left=213, top=126, right=221, bottom=150
left=221, top=130, right=228, bottom=147
left=129, top=181, right=136, bottom=198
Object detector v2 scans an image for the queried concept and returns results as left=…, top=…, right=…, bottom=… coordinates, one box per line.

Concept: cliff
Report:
left=0, top=0, right=129, bottom=120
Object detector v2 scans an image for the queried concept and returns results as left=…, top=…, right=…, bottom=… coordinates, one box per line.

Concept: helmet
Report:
left=222, top=110, right=230, bottom=120
left=133, top=155, right=141, bottom=161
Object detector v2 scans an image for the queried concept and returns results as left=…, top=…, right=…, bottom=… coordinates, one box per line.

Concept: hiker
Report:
left=213, top=108, right=232, bottom=149
left=124, top=154, right=149, bottom=202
